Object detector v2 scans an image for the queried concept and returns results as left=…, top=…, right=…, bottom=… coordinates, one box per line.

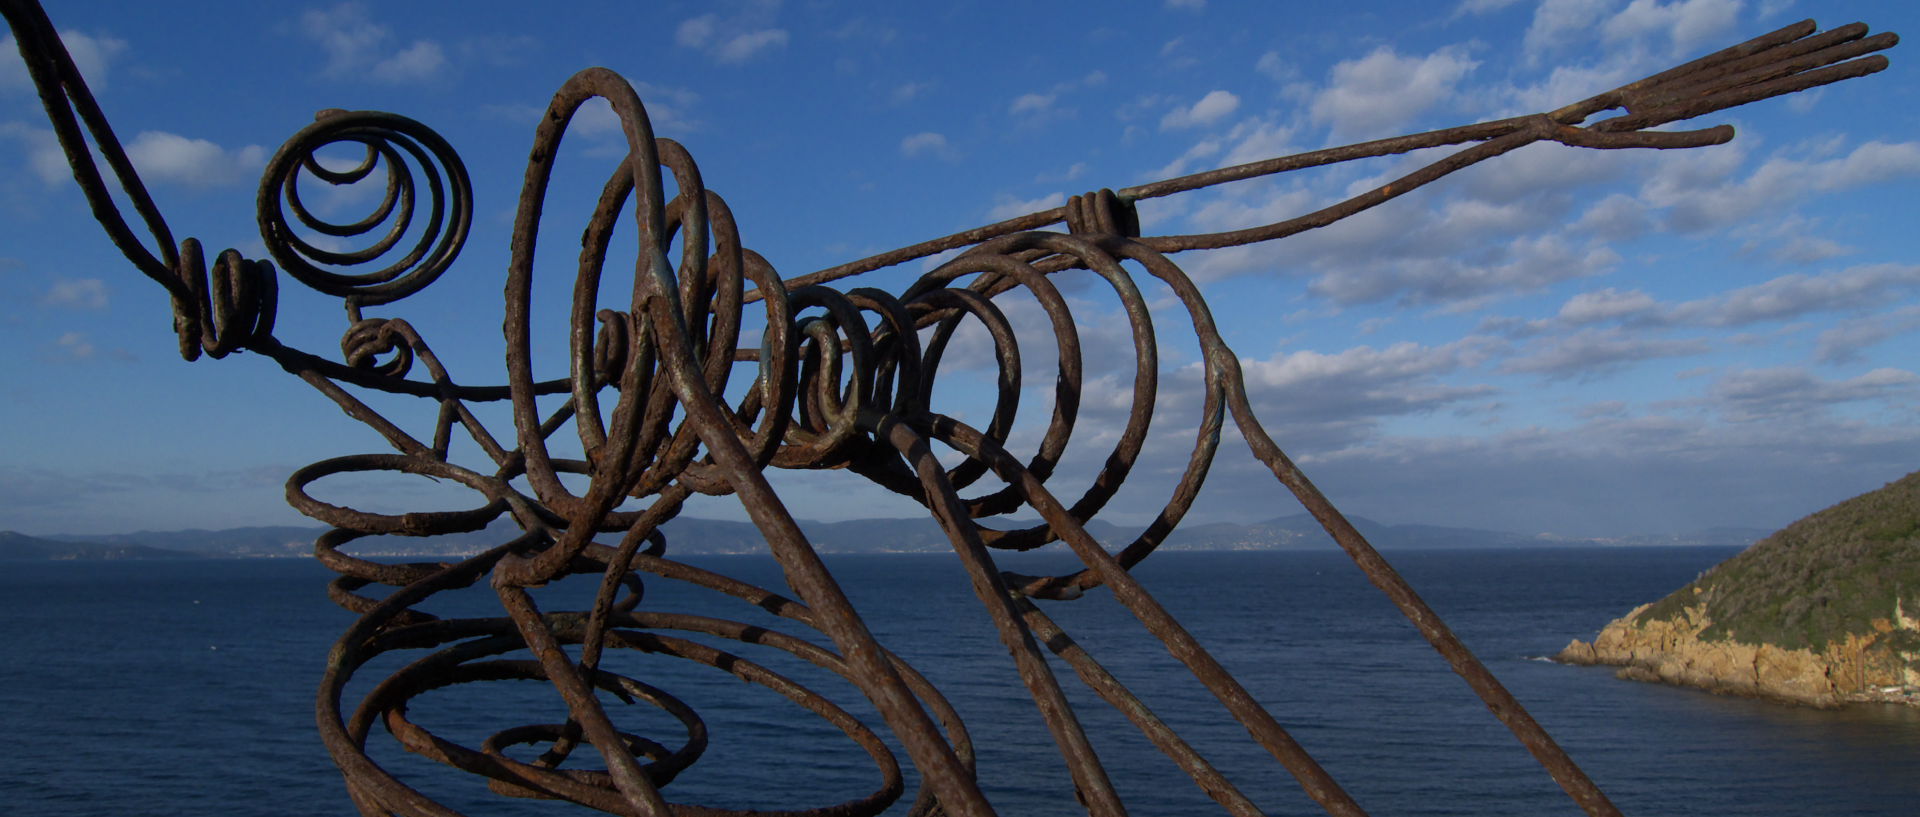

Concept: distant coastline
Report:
left=2, top=514, right=1768, bottom=560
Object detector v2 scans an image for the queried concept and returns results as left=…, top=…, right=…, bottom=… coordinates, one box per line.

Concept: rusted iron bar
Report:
left=3, top=1, right=1900, bottom=814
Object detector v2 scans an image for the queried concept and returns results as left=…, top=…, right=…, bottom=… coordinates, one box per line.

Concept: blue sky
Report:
left=2, top=0, right=1916, bottom=538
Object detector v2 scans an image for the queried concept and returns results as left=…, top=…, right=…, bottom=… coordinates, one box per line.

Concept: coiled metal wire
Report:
left=2, top=2, right=1899, bottom=814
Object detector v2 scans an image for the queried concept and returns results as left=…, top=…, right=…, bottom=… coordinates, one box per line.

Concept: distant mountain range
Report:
left=0, top=515, right=1770, bottom=561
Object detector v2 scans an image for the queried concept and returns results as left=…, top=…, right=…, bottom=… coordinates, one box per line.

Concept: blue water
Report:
left=2, top=547, right=1915, bottom=816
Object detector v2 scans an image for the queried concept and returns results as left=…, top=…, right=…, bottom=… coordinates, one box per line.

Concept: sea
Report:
left=3, top=546, right=1916, bottom=816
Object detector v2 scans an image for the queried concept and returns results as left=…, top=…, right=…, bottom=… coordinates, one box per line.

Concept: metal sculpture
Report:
left=3, top=2, right=1899, bottom=814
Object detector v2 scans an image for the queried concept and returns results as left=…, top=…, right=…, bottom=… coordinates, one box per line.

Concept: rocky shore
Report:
left=1557, top=598, right=1920, bottom=708
left=1558, top=470, right=1920, bottom=708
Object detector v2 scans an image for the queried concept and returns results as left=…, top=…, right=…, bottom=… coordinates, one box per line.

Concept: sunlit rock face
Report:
left=1559, top=470, right=1920, bottom=709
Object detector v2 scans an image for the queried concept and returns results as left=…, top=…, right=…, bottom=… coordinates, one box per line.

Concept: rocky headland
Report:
left=1558, top=470, right=1920, bottom=708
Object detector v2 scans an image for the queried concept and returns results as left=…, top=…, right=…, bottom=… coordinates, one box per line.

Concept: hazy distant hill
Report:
left=0, top=530, right=198, bottom=561
left=21, top=513, right=1767, bottom=559
left=50, top=526, right=321, bottom=557
left=1559, top=470, right=1920, bottom=707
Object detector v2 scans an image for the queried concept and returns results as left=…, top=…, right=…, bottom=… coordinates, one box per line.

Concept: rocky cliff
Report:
left=1557, top=470, right=1920, bottom=708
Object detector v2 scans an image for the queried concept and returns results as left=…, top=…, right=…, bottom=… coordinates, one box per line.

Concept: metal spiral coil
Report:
left=3, top=1, right=1902, bottom=814
left=258, top=109, right=474, bottom=309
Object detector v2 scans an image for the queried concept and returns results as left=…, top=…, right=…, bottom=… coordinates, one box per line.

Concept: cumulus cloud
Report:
left=1574, top=193, right=1653, bottom=242
left=1010, top=93, right=1056, bottom=116
left=1305, top=220, right=1617, bottom=307
left=1454, top=0, right=1528, bottom=14
left=123, top=131, right=267, bottom=188
left=1522, top=0, right=1615, bottom=65
left=900, top=131, right=959, bottom=161
left=1161, top=90, right=1240, bottom=130
left=677, top=10, right=789, bottom=63
left=1254, top=51, right=1298, bottom=82
left=1603, top=0, right=1742, bottom=58
left=1215, top=119, right=1299, bottom=168
left=1557, top=288, right=1659, bottom=325
left=1678, top=265, right=1920, bottom=326
left=1769, top=234, right=1855, bottom=265
left=1, top=122, right=70, bottom=186
left=1, top=30, right=126, bottom=91
left=891, top=81, right=931, bottom=105
left=374, top=40, right=446, bottom=82
left=985, top=192, right=1066, bottom=222
left=1097, top=339, right=1504, bottom=458
left=1527, top=266, right=1920, bottom=349
left=1501, top=327, right=1709, bottom=378
left=300, top=3, right=446, bottom=83
left=1643, top=141, right=1920, bottom=233
left=1007, top=71, right=1108, bottom=126
left=1814, top=307, right=1920, bottom=365
left=1705, top=366, right=1920, bottom=423
left=1310, top=46, right=1477, bottom=139
left=53, top=331, right=95, bottom=360
left=42, top=278, right=108, bottom=309
left=2, top=123, right=261, bottom=190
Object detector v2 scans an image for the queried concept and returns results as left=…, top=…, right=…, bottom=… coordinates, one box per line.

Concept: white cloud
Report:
left=1558, top=288, right=1659, bottom=324
left=1241, top=340, right=1487, bottom=391
left=1161, top=90, right=1240, bottom=130
left=1216, top=119, right=1299, bottom=168
left=1310, top=46, right=1478, bottom=138
left=1532, top=265, right=1920, bottom=332
left=900, top=131, right=958, bottom=161
left=0, top=122, right=71, bottom=186
left=1574, top=193, right=1652, bottom=241
left=1166, top=0, right=1206, bottom=9
left=1667, top=264, right=1920, bottom=327
left=300, top=3, right=446, bottom=83
left=676, top=10, right=788, bottom=63
left=1292, top=217, right=1616, bottom=307
left=634, top=82, right=701, bottom=134
left=1225, top=339, right=1499, bottom=451
left=1455, top=0, right=1528, bottom=14
left=1150, top=135, right=1223, bottom=179
left=1010, top=93, right=1056, bottom=115
left=54, top=331, right=96, bottom=360
left=1815, top=306, right=1920, bottom=365
left=1644, top=141, right=1920, bottom=233
left=891, top=81, right=931, bottom=105
left=1770, top=234, right=1854, bottom=265
left=1523, top=0, right=1616, bottom=65
left=43, top=278, right=108, bottom=309
left=1501, top=327, right=1708, bottom=378
left=676, top=15, right=717, bottom=48
left=1036, top=162, right=1088, bottom=184
left=1254, top=51, right=1297, bottom=82
left=1009, top=73, right=1109, bottom=126
left=1603, top=0, right=1742, bottom=57
left=123, top=131, right=266, bottom=188
left=985, top=192, right=1066, bottom=222
left=2, top=29, right=128, bottom=92
left=717, top=29, right=788, bottom=62
left=1706, top=366, right=1920, bottom=423
left=372, top=40, right=445, bottom=83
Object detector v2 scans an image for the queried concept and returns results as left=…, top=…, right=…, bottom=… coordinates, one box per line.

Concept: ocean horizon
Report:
left=3, top=546, right=1915, bottom=815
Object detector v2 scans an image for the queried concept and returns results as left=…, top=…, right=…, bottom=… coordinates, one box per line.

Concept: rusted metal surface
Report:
left=2, top=2, right=1899, bottom=814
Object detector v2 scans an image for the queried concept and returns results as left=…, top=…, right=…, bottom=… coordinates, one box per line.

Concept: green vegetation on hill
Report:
left=1635, top=470, right=1920, bottom=651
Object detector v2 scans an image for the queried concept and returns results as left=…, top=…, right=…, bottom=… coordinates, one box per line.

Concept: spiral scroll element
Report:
left=257, top=109, right=473, bottom=307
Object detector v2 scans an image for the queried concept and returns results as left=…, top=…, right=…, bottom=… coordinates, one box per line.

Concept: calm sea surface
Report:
left=3, top=547, right=1915, bottom=816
